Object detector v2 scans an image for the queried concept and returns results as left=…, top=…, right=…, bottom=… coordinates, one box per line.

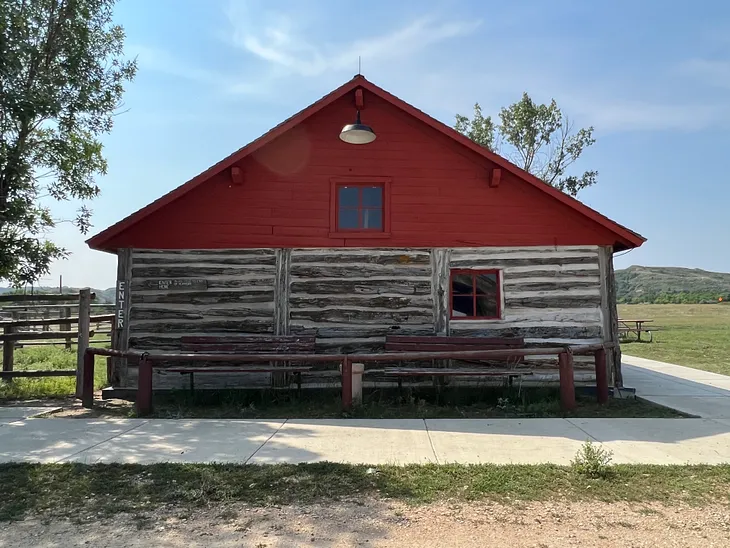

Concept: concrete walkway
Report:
left=2, top=415, right=729, bottom=465
left=1, top=356, right=729, bottom=466
left=622, top=354, right=730, bottom=418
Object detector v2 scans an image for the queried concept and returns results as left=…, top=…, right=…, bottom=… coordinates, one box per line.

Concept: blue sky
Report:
left=44, top=0, right=730, bottom=287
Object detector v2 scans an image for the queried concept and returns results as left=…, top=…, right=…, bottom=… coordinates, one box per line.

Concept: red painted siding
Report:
left=102, top=94, right=624, bottom=250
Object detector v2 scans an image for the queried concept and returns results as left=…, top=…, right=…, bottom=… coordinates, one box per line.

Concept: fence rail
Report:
left=0, top=289, right=109, bottom=386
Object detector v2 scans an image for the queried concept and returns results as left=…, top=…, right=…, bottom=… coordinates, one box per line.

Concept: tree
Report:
left=0, top=0, right=136, bottom=286
left=455, top=93, right=597, bottom=197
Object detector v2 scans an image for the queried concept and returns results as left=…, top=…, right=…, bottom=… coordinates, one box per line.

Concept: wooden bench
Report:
left=169, top=335, right=318, bottom=392
left=383, top=335, right=530, bottom=388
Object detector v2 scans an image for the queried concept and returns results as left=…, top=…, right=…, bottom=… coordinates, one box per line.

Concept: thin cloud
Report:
left=226, top=3, right=481, bottom=78
left=131, top=44, right=262, bottom=95
left=676, top=58, right=730, bottom=89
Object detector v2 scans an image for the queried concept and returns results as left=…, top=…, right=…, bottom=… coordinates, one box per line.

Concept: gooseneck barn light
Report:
left=339, top=110, right=376, bottom=144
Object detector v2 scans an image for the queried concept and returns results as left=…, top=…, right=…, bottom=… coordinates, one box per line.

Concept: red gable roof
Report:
left=87, top=75, right=645, bottom=251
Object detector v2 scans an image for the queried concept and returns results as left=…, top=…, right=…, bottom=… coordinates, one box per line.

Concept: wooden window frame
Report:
left=329, top=176, right=391, bottom=238
left=449, top=269, right=502, bottom=320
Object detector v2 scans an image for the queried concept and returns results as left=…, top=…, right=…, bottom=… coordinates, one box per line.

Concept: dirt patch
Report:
left=3, top=499, right=729, bottom=547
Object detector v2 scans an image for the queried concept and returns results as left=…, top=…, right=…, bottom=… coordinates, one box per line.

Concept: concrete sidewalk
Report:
left=2, top=416, right=729, bottom=465
left=1, top=356, right=729, bottom=466
left=622, top=354, right=730, bottom=418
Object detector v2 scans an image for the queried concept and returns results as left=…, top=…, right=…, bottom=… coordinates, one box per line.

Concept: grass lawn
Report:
left=619, top=304, right=730, bottom=376
left=1, top=462, right=729, bottom=522
left=0, top=344, right=108, bottom=401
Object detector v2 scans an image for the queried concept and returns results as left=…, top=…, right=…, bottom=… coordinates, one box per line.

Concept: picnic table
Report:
left=618, top=318, right=654, bottom=342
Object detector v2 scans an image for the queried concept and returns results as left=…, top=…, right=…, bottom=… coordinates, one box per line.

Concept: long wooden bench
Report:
left=167, top=335, right=318, bottom=391
left=383, top=335, right=530, bottom=388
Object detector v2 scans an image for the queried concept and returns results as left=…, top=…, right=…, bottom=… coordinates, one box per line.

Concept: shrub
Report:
left=571, top=440, right=613, bottom=478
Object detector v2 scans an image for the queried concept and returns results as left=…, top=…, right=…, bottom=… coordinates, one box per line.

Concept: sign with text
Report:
left=116, top=281, right=126, bottom=329
left=153, top=278, right=208, bottom=291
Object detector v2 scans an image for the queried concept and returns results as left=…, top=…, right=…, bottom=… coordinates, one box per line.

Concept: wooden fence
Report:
left=0, top=289, right=114, bottom=396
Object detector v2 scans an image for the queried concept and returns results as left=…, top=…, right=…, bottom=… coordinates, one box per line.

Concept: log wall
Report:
left=447, top=246, right=604, bottom=376
left=116, top=245, right=611, bottom=390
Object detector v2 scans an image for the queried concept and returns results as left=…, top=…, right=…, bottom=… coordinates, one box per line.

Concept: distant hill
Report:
left=0, top=286, right=116, bottom=304
left=616, top=266, right=730, bottom=304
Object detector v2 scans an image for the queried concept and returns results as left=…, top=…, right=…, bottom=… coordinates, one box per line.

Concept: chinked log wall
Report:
left=119, top=246, right=614, bottom=390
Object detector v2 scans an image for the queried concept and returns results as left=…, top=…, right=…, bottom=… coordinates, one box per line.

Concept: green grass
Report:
left=619, top=304, right=730, bottom=375
left=1, top=462, right=728, bottom=521
left=0, top=345, right=108, bottom=401
left=141, top=386, right=686, bottom=419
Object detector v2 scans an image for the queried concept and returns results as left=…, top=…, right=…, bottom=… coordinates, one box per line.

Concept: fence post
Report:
left=341, top=356, right=353, bottom=410
left=558, top=351, right=576, bottom=411
left=75, top=288, right=92, bottom=398
left=82, top=350, right=95, bottom=409
left=594, top=348, right=609, bottom=405
left=2, top=325, right=14, bottom=380
left=136, top=356, right=153, bottom=416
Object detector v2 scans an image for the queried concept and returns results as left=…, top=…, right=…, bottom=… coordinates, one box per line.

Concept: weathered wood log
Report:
left=504, top=295, right=602, bottom=309
left=290, top=324, right=435, bottom=338
left=133, top=253, right=277, bottom=266
left=134, top=248, right=274, bottom=256
left=500, top=268, right=600, bottom=279
left=502, top=280, right=600, bottom=292
left=132, top=277, right=275, bottom=291
left=450, top=256, right=598, bottom=268
left=130, top=319, right=275, bottom=334
left=290, top=265, right=431, bottom=278
left=132, top=266, right=275, bottom=278
left=289, top=295, right=432, bottom=310
left=290, top=279, right=432, bottom=296
left=130, top=306, right=273, bottom=321
left=290, top=308, right=433, bottom=324
left=133, top=290, right=275, bottom=305
left=291, top=250, right=431, bottom=265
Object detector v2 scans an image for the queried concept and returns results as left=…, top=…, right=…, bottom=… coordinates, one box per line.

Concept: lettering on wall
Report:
left=151, top=278, right=208, bottom=291
left=116, top=280, right=126, bottom=329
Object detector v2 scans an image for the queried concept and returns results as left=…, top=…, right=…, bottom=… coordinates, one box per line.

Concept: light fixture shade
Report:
left=339, top=111, right=376, bottom=144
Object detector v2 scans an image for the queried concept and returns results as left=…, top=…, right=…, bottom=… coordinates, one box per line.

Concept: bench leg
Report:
left=558, top=352, right=576, bottom=411
left=296, top=372, right=302, bottom=398
left=341, top=357, right=353, bottom=410
left=189, top=372, right=195, bottom=394
left=136, top=357, right=153, bottom=417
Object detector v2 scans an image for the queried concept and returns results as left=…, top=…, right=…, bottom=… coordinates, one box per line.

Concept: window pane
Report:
left=362, top=208, right=382, bottom=230
left=451, top=273, right=473, bottom=295
left=338, top=208, right=359, bottom=230
left=452, top=296, right=473, bottom=317
left=361, top=186, right=383, bottom=207
left=475, top=273, right=497, bottom=295
left=338, top=186, right=359, bottom=207
left=475, top=296, right=498, bottom=318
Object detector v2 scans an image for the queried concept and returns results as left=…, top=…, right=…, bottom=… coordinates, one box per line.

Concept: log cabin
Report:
left=87, top=75, right=645, bottom=393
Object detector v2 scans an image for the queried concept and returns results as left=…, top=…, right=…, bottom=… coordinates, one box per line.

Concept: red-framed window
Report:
left=329, top=177, right=391, bottom=238
left=450, top=269, right=501, bottom=320
left=337, top=185, right=383, bottom=230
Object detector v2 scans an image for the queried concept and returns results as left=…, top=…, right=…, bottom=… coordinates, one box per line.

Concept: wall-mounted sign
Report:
left=153, top=278, right=208, bottom=291
left=116, top=280, right=126, bottom=329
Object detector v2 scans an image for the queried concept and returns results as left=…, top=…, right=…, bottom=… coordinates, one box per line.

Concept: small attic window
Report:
left=337, top=185, right=383, bottom=230
left=329, top=177, right=392, bottom=238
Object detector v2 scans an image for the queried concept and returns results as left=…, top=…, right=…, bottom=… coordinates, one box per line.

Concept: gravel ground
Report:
left=3, top=499, right=730, bottom=547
